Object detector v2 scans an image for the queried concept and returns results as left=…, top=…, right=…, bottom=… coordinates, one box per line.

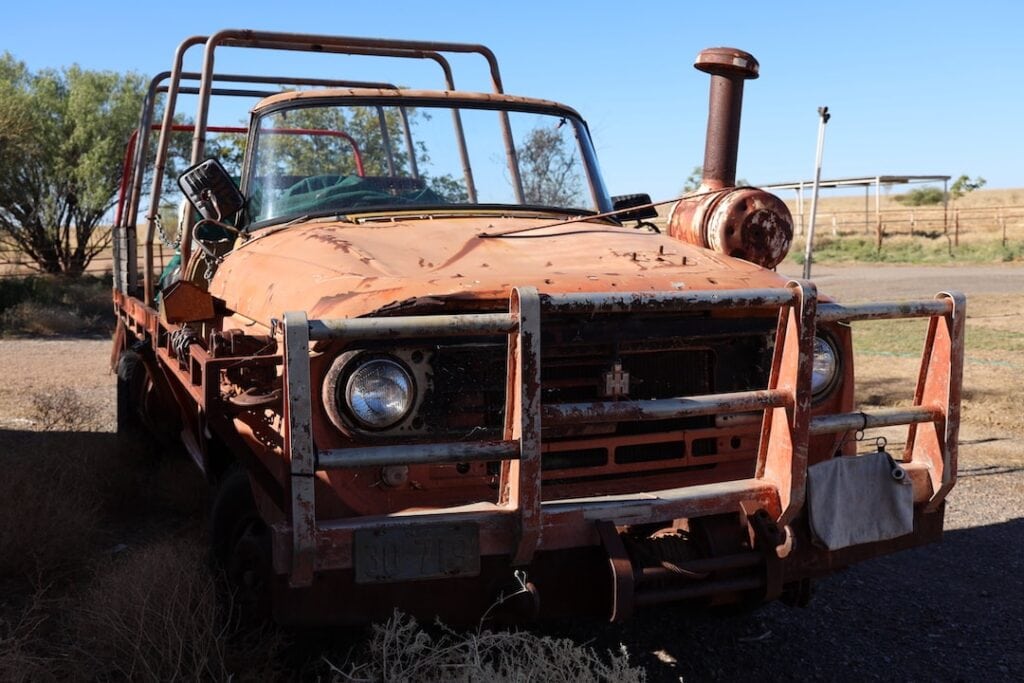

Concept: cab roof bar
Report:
left=145, top=31, right=514, bottom=299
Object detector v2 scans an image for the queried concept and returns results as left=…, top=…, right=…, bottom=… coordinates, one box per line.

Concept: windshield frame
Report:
left=240, top=93, right=612, bottom=231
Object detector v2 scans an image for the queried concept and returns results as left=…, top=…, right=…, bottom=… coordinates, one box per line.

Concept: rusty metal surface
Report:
left=756, top=281, right=815, bottom=526
left=283, top=311, right=316, bottom=587
left=542, top=389, right=788, bottom=426
left=252, top=87, right=585, bottom=119
left=808, top=406, right=939, bottom=436
left=353, top=523, right=479, bottom=584
left=667, top=188, right=794, bottom=269
left=318, top=440, right=519, bottom=469
left=818, top=298, right=952, bottom=323
left=308, top=312, right=515, bottom=341
left=637, top=551, right=762, bottom=583
left=908, top=292, right=965, bottom=511
left=694, top=47, right=758, bottom=190
left=159, top=280, right=215, bottom=323
left=501, top=287, right=543, bottom=566
left=541, top=287, right=796, bottom=314
left=704, top=189, right=794, bottom=268
left=596, top=521, right=635, bottom=622
left=209, top=217, right=787, bottom=325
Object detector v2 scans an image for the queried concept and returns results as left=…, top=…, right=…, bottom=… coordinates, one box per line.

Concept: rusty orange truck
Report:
left=111, top=30, right=964, bottom=625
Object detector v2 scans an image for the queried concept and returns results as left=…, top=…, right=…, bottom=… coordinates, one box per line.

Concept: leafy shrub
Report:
left=0, top=275, right=112, bottom=336
left=894, top=186, right=946, bottom=206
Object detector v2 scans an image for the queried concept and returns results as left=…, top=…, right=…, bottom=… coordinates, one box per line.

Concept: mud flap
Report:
left=807, top=451, right=913, bottom=550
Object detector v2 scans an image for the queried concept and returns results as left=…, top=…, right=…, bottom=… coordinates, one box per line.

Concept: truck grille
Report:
left=421, top=314, right=775, bottom=462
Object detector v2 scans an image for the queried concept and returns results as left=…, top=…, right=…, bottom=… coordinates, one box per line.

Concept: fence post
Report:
left=910, top=211, right=915, bottom=237
left=875, top=217, right=884, bottom=254
left=954, top=208, right=960, bottom=248
left=1000, top=209, right=1007, bottom=247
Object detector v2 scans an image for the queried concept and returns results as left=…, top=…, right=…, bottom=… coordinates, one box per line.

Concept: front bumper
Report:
left=272, top=281, right=964, bottom=620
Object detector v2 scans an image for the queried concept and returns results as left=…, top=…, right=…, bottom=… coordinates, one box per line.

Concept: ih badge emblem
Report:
left=602, top=362, right=630, bottom=398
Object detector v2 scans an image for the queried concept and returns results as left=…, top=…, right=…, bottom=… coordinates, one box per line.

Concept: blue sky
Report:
left=2, top=1, right=1021, bottom=201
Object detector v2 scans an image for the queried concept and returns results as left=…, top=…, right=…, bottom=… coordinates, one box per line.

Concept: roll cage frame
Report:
left=115, top=30, right=610, bottom=304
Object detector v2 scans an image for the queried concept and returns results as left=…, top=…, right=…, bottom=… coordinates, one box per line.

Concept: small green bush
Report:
left=893, top=186, right=945, bottom=206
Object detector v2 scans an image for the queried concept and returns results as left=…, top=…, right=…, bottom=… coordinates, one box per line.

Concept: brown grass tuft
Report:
left=0, top=586, right=52, bottom=683
left=29, top=387, right=101, bottom=432
left=72, top=539, right=230, bottom=681
left=0, top=301, right=95, bottom=337
left=0, top=439, right=100, bottom=578
left=328, top=611, right=646, bottom=682
left=0, top=275, right=113, bottom=337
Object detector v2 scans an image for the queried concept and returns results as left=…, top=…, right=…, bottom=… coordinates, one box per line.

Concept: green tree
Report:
left=681, top=166, right=703, bottom=193
left=256, top=104, right=416, bottom=177
left=949, top=174, right=986, bottom=200
left=250, top=102, right=466, bottom=202
left=680, top=165, right=749, bottom=194
left=517, top=124, right=583, bottom=207
left=0, top=54, right=145, bottom=275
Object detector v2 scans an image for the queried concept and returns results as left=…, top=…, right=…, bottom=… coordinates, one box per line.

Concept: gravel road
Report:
left=781, top=262, right=1024, bottom=299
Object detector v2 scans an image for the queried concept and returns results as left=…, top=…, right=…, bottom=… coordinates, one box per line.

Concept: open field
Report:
left=0, top=263, right=1021, bottom=680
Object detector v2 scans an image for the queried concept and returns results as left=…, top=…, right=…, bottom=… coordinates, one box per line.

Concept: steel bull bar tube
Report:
left=278, top=284, right=964, bottom=590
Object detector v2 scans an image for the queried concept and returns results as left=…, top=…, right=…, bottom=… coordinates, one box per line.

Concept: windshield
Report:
left=244, top=98, right=610, bottom=227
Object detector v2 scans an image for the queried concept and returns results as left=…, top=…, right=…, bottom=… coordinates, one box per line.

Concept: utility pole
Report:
left=803, top=106, right=831, bottom=280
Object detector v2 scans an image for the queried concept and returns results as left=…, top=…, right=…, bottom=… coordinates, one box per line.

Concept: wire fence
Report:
left=794, top=204, right=1024, bottom=247
left=0, top=231, right=170, bottom=279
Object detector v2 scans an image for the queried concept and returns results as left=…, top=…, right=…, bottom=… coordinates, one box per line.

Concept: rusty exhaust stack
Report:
left=694, top=47, right=759, bottom=190
left=668, top=47, right=793, bottom=269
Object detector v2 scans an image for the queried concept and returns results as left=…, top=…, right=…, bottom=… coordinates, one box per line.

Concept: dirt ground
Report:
left=0, top=263, right=1021, bottom=681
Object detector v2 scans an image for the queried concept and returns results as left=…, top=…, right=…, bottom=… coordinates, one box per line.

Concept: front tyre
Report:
left=211, top=468, right=273, bottom=621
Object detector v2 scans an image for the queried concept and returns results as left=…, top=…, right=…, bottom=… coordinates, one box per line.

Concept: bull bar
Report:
left=275, top=281, right=965, bottom=591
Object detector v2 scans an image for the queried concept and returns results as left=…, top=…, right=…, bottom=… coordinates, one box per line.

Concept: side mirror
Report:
left=611, top=193, right=658, bottom=222
left=177, top=158, right=245, bottom=221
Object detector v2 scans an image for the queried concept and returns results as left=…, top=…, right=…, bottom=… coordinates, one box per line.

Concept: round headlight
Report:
left=345, top=358, right=414, bottom=429
left=811, top=335, right=839, bottom=398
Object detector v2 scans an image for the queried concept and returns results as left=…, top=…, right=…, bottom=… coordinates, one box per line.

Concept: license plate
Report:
left=354, top=523, right=480, bottom=584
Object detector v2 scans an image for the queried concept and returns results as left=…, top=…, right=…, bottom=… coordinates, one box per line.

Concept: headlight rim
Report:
left=810, top=332, right=842, bottom=402
left=322, top=350, right=417, bottom=434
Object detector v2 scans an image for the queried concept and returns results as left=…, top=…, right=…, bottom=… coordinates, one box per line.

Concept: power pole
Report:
left=803, top=106, right=831, bottom=280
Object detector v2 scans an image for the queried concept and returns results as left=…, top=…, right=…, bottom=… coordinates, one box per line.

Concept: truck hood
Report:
left=209, top=215, right=790, bottom=324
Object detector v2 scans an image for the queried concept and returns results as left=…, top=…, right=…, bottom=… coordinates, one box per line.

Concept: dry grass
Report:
left=329, top=611, right=646, bottom=683
left=0, top=417, right=277, bottom=681
left=0, top=276, right=114, bottom=337
left=29, top=387, right=102, bottom=432
left=0, top=275, right=113, bottom=337
left=2, top=387, right=638, bottom=681
left=790, top=187, right=1024, bottom=214
left=0, top=586, right=52, bottom=683
left=0, top=437, right=101, bottom=578
left=72, top=540, right=231, bottom=681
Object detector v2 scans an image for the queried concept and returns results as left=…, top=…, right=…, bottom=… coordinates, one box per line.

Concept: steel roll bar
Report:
left=122, top=68, right=404, bottom=301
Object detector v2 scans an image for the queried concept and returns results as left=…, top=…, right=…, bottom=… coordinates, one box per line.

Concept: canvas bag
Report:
left=806, top=451, right=914, bottom=550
